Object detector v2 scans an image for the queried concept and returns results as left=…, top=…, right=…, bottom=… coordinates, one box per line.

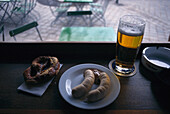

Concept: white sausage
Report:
left=72, top=69, right=95, bottom=98
left=86, top=72, right=111, bottom=102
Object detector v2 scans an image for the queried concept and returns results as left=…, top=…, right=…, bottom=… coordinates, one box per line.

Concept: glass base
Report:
left=109, top=59, right=136, bottom=77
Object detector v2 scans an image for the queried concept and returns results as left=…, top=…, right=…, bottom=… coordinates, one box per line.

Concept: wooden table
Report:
left=0, top=42, right=170, bottom=113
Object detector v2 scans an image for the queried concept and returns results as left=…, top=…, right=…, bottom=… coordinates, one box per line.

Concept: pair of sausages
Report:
left=72, top=69, right=111, bottom=102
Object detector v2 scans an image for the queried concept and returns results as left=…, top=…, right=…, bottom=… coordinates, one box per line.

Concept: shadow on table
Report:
left=139, top=61, right=170, bottom=111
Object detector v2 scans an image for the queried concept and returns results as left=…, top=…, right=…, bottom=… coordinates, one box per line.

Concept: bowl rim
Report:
left=142, top=46, right=170, bottom=70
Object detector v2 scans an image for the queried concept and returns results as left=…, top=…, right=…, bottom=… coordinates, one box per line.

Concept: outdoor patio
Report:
left=1, top=0, right=170, bottom=43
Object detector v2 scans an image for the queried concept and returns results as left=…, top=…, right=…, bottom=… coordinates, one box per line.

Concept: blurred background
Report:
left=0, top=0, right=170, bottom=42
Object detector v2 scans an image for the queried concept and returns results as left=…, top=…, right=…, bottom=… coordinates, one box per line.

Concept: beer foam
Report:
left=118, top=15, right=145, bottom=36
left=118, top=26, right=143, bottom=36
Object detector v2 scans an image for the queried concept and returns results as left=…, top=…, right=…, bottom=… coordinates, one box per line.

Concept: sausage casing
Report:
left=72, top=69, right=95, bottom=98
left=86, top=72, right=111, bottom=102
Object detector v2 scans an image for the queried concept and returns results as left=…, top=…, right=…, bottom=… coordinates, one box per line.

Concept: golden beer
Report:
left=114, top=15, right=145, bottom=76
left=116, top=30, right=144, bottom=68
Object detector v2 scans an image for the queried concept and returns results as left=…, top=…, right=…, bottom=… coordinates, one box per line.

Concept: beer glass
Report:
left=113, top=15, right=145, bottom=77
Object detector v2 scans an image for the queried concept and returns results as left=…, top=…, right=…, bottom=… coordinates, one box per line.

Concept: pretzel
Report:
left=23, top=56, right=60, bottom=85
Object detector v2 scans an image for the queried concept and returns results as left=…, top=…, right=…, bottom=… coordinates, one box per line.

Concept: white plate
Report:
left=59, top=63, right=120, bottom=110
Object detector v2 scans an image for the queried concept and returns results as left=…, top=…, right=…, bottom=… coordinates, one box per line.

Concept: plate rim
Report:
left=58, top=63, right=120, bottom=110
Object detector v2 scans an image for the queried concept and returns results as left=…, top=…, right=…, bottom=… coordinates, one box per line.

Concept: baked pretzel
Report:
left=23, top=56, right=60, bottom=85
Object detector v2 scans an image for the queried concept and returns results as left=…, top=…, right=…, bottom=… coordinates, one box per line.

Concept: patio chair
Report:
left=89, top=0, right=109, bottom=26
left=48, top=0, right=72, bottom=26
left=67, top=10, right=92, bottom=26
left=10, top=0, right=37, bottom=24
left=9, top=21, right=42, bottom=41
left=0, top=1, right=9, bottom=23
left=12, top=0, right=36, bottom=14
left=0, top=24, right=5, bottom=41
left=0, top=0, right=17, bottom=25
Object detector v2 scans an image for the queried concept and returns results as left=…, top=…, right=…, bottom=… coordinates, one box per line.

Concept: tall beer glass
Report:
left=115, top=15, right=145, bottom=76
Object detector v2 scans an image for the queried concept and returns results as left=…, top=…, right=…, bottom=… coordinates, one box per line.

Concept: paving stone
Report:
left=1, top=0, right=170, bottom=43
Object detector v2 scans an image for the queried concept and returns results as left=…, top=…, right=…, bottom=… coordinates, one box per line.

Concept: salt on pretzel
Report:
left=23, top=56, right=60, bottom=85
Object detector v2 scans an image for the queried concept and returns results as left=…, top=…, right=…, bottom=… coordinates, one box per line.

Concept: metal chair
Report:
left=9, top=21, right=42, bottom=41
left=0, top=0, right=17, bottom=25
left=10, top=0, right=37, bottom=24
left=0, top=1, right=9, bottom=23
left=48, top=0, right=72, bottom=26
left=90, top=0, right=109, bottom=26
left=67, top=10, right=92, bottom=26
left=0, top=24, right=4, bottom=41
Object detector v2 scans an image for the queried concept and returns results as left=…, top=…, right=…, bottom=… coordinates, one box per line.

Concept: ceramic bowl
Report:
left=141, top=47, right=170, bottom=72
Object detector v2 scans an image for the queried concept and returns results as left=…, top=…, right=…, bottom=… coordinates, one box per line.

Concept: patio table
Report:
left=59, top=27, right=116, bottom=42
left=0, top=42, right=169, bottom=113
left=62, top=0, right=93, bottom=26
left=64, top=0, right=93, bottom=10
left=64, top=0, right=93, bottom=3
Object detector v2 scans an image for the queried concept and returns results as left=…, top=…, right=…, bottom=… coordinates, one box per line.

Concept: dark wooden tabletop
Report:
left=0, top=42, right=169, bottom=113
